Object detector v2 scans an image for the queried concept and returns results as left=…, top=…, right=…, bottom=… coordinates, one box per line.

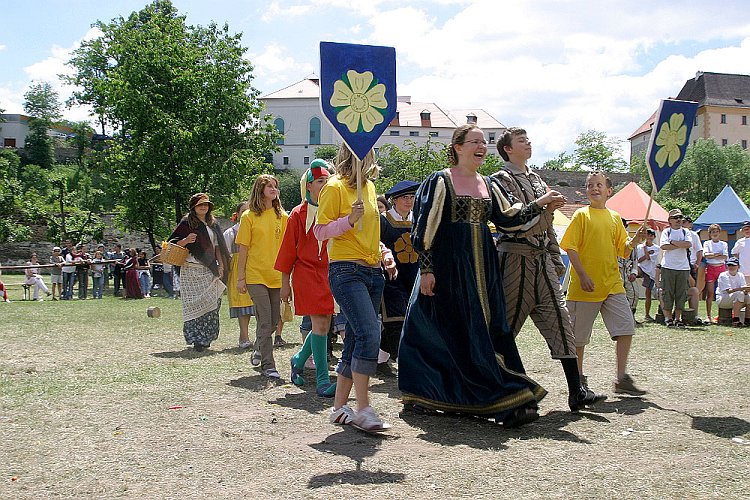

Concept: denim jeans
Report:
left=162, top=270, right=174, bottom=297
left=62, top=272, right=75, bottom=300
left=139, top=272, right=151, bottom=296
left=328, top=261, right=385, bottom=377
left=92, top=276, right=104, bottom=298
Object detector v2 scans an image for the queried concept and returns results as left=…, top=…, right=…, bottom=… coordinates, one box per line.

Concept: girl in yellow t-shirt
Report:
left=236, top=174, right=288, bottom=379
left=314, top=145, right=395, bottom=432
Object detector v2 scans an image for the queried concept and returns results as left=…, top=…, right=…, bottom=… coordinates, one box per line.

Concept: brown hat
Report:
left=668, top=208, right=683, bottom=219
left=189, top=192, right=214, bottom=210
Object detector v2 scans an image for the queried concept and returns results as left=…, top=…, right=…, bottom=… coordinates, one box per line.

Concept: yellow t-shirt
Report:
left=317, top=176, right=381, bottom=265
left=560, top=206, right=630, bottom=302
left=235, top=207, right=288, bottom=288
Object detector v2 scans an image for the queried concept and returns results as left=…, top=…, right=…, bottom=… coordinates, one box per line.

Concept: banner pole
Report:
left=356, top=156, right=363, bottom=231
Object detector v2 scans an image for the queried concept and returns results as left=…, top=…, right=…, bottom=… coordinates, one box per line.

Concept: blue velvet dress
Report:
left=398, top=170, right=547, bottom=422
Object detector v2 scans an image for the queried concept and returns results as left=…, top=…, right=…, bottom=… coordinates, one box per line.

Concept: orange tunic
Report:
left=274, top=202, right=334, bottom=315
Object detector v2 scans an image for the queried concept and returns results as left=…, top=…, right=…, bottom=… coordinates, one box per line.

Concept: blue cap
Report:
left=385, top=180, right=420, bottom=199
left=727, top=257, right=739, bottom=266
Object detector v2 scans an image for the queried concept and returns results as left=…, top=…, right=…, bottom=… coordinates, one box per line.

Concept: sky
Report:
left=2, top=0, right=750, bottom=165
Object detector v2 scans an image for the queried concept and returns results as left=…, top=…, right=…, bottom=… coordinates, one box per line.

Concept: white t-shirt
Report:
left=687, top=229, right=702, bottom=265
left=660, top=227, right=691, bottom=271
left=732, top=237, right=750, bottom=276
left=703, top=239, right=728, bottom=266
left=636, top=243, right=659, bottom=279
left=62, top=253, right=76, bottom=273
left=716, top=271, right=747, bottom=302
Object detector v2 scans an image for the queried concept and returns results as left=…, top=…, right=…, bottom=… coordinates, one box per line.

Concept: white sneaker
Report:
left=329, top=405, right=354, bottom=425
left=352, top=406, right=390, bottom=432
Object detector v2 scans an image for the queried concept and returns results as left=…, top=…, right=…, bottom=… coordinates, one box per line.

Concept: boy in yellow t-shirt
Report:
left=560, top=171, right=646, bottom=396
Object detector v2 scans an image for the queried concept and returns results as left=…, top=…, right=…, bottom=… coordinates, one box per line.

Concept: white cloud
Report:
left=356, top=1, right=750, bottom=164
left=0, top=44, right=6, bottom=52
left=261, top=0, right=312, bottom=22
left=250, top=43, right=315, bottom=88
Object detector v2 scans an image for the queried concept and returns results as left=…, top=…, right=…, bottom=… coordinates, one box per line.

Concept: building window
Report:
left=694, top=116, right=698, bottom=126
left=488, top=132, right=496, bottom=143
left=721, top=114, right=727, bottom=124
left=389, top=130, right=400, bottom=136
left=309, top=117, right=321, bottom=145
left=743, top=140, right=748, bottom=149
left=743, top=115, right=747, bottom=125
left=429, top=131, right=439, bottom=137
left=303, top=156, right=310, bottom=165
left=274, top=118, right=285, bottom=145
left=283, top=156, right=289, bottom=165
left=721, top=139, right=728, bottom=146
left=409, top=131, right=419, bottom=137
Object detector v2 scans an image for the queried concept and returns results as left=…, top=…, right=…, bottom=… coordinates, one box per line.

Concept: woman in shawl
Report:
left=169, top=193, right=230, bottom=352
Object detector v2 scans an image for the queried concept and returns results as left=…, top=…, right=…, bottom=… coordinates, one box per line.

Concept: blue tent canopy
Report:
left=693, top=184, right=750, bottom=233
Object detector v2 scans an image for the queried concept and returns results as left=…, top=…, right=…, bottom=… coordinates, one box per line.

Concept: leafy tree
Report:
left=0, top=149, right=31, bottom=242
left=63, top=36, right=113, bottom=136
left=23, top=82, right=62, bottom=169
left=374, top=138, right=449, bottom=193
left=543, top=151, right=576, bottom=171
left=66, top=0, right=279, bottom=244
left=314, top=144, right=338, bottom=162
left=572, top=130, right=627, bottom=172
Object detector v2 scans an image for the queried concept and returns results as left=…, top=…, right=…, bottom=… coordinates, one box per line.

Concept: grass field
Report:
left=1, top=291, right=749, bottom=499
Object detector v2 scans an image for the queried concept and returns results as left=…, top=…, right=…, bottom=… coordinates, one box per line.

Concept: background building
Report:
left=260, top=77, right=506, bottom=170
left=629, top=72, right=750, bottom=159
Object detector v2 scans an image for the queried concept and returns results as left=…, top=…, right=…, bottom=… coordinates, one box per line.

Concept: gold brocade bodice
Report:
left=453, top=196, right=491, bottom=224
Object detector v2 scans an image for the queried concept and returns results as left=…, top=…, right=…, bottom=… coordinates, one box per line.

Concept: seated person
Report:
left=25, top=253, right=51, bottom=301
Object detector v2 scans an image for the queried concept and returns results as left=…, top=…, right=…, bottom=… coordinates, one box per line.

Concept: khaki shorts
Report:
left=568, top=293, right=635, bottom=347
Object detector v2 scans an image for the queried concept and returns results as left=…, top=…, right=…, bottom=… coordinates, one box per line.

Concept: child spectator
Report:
left=49, top=246, right=64, bottom=300
left=731, top=221, right=750, bottom=285
left=659, top=209, right=692, bottom=327
left=703, top=223, right=728, bottom=322
left=560, top=171, right=647, bottom=395
left=74, top=244, right=90, bottom=300
left=25, top=253, right=51, bottom=301
left=91, top=250, right=105, bottom=299
left=716, top=258, right=750, bottom=327
left=137, top=250, right=151, bottom=298
left=62, top=244, right=77, bottom=300
left=636, top=229, right=659, bottom=321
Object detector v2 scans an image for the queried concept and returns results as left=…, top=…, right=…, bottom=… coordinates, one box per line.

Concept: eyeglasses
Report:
left=463, top=139, right=487, bottom=145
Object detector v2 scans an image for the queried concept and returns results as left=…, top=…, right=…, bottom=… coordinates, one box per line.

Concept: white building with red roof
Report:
left=260, top=76, right=506, bottom=170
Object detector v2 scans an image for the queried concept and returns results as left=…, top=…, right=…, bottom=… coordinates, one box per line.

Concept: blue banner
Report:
left=646, top=99, right=699, bottom=192
left=320, top=41, right=397, bottom=161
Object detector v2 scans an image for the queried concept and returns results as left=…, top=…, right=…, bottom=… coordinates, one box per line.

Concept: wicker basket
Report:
left=161, top=241, right=188, bottom=266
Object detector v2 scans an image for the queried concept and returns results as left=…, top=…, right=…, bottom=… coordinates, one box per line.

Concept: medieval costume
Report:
left=398, top=170, right=547, bottom=423
left=379, top=180, right=420, bottom=359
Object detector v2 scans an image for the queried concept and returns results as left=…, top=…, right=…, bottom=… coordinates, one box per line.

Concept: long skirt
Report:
left=125, top=269, right=143, bottom=299
left=181, top=263, right=226, bottom=346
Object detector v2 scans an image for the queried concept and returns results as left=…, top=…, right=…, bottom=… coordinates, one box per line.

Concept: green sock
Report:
left=292, top=331, right=313, bottom=370
left=310, top=332, right=333, bottom=388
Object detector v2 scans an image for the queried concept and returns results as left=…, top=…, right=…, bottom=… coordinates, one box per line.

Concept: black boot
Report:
left=561, top=358, right=607, bottom=412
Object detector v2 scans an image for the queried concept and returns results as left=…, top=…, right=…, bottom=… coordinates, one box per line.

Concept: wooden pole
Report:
left=362, top=155, right=364, bottom=231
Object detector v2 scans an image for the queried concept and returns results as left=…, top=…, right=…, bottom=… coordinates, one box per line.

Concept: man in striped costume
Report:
left=492, top=127, right=605, bottom=412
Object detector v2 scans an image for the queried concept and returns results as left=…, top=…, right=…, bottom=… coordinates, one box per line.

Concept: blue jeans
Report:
left=162, top=270, right=174, bottom=297
left=328, top=261, right=385, bottom=377
left=139, top=273, right=151, bottom=296
left=62, top=272, right=75, bottom=300
left=92, top=276, right=104, bottom=298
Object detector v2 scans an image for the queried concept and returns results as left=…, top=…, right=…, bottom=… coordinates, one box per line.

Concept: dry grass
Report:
left=1, top=294, right=748, bottom=499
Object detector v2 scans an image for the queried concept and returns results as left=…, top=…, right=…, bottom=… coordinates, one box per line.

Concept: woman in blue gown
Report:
left=398, top=124, right=565, bottom=427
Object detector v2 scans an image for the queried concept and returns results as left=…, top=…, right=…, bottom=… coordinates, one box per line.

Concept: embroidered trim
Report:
left=418, top=250, right=434, bottom=274
left=423, top=176, right=446, bottom=251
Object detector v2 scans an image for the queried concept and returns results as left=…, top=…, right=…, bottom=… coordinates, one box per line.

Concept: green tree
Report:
left=572, top=130, right=627, bottom=172
left=66, top=0, right=279, bottom=244
left=63, top=36, right=113, bottom=136
left=23, top=82, right=62, bottom=169
left=543, top=151, right=576, bottom=171
left=0, top=149, right=31, bottom=242
left=374, top=138, right=449, bottom=193
left=314, top=144, right=338, bottom=161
